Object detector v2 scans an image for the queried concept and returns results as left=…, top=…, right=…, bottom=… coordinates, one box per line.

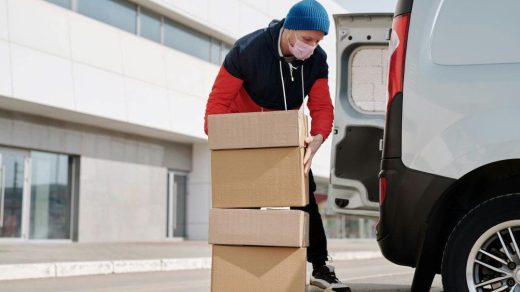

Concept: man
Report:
left=204, top=1, right=350, bottom=291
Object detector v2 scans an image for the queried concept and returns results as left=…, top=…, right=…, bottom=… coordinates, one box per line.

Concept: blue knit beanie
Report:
left=284, top=0, right=330, bottom=35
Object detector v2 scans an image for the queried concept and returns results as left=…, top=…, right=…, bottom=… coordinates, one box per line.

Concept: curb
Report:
left=0, top=251, right=381, bottom=282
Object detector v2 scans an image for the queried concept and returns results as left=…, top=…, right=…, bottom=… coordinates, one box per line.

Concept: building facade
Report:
left=0, top=0, right=377, bottom=242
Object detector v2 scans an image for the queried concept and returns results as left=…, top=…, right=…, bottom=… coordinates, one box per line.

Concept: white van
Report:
left=328, top=0, right=520, bottom=291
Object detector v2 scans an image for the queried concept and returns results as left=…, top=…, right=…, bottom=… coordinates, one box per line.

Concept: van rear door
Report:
left=328, top=14, right=393, bottom=217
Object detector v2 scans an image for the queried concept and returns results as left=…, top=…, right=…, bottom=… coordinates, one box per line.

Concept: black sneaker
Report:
left=310, top=264, right=351, bottom=292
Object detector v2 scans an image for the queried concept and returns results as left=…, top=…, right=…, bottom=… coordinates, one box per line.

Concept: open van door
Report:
left=328, top=14, right=393, bottom=217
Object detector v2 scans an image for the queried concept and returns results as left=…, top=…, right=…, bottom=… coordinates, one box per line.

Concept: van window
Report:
left=431, top=0, right=520, bottom=66
left=350, top=47, right=388, bottom=113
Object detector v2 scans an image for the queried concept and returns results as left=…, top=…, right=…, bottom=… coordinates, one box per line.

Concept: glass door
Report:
left=0, top=148, right=29, bottom=239
left=167, top=171, right=187, bottom=239
left=0, top=147, right=74, bottom=241
left=29, top=151, right=73, bottom=240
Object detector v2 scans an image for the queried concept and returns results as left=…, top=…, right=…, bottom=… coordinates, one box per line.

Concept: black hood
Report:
left=266, top=19, right=283, bottom=58
left=265, top=19, right=304, bottom=66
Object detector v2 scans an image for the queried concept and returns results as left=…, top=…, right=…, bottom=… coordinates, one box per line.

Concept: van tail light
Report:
left=379, top=176, right=387, bottom=205
left=387, top=13, right=411, bottom=110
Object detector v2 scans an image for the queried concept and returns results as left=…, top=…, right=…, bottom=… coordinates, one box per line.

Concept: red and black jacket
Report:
left=204, top=19, right=334, bottom=140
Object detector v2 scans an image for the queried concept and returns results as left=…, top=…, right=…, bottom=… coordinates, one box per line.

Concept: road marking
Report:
left=0, top=251, right=382, bottom=281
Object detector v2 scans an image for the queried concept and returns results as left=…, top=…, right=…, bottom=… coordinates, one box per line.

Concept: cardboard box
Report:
left=208, top=110, right=308, bottom=150
left=211, top=147, right=309, bottom=208
left=209, top=209, right=309, bottom=247
left=211, top=245, right=306, bottom=292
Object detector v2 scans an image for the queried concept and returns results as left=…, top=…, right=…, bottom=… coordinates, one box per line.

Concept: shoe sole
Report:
left=309, top=285, right=351, bottom=292
left=309, top=279, right=351, bottom=292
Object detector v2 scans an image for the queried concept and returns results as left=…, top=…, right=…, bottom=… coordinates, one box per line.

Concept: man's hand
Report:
left=303, top=134, right=324, bottom=176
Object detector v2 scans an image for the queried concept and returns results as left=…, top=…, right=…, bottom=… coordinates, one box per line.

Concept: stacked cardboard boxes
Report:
left=208, top=110, right=310, bottom=292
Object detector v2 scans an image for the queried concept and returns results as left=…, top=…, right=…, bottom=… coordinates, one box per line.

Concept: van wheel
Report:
left=442, top=194, right=520, bottom=292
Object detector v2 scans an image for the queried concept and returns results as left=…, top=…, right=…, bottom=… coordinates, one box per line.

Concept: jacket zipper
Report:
left=288, top=63, right=297, bottom=82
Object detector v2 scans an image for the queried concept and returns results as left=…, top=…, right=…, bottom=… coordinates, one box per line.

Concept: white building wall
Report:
left=0, top=0, right=217, bottom=142
left=79, top=157, right=168, bottom=242
left=186, top=143, right=212, bottom=240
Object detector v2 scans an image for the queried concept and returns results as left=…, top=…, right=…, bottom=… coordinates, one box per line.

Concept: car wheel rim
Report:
left=467, top=220, right=520, bottom=292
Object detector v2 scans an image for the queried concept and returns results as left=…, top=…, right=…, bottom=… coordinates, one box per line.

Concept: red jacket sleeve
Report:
left=307, top=78, right=334, bottom=141
left=204, top=66, right=244, bottom=135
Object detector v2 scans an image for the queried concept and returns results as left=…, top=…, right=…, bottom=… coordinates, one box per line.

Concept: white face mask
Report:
left=288, top=32, right=317, bottom=60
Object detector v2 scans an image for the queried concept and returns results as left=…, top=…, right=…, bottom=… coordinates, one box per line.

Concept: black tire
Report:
left=442, top=194, right=520, bottom=292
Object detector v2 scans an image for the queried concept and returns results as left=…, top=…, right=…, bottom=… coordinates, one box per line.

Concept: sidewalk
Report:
left=0, top=239, right=381, bottom=281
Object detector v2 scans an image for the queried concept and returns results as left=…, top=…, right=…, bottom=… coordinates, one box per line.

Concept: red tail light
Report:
left=387, top=13, right=411, bottom=109
left=379, top=176, right=387, bottom=205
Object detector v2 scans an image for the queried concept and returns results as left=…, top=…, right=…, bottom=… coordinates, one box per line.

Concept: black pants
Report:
left=292, top=169, right=329, bottom=265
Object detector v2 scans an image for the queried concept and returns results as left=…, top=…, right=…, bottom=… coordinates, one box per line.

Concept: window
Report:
left=0, top=149, right=26, bottom=238
left=77, top=0, right=137, bottom=34
left=0, top=148, right=76, bottom=240
left=47, top=0, right=71, bottom=9
left=45, top=0, right=232, bottom=64
left=221, top=43, right=232, bottom=63
left=210, top=41, right=232, bottom=65
left=164, top=19, right=211, bottom=61
left=29, top=151, right=73, bottom=239
left=350, top=46, right=388, bottom=113
left=210, top=39, right=221, bottom=65
left=139, top=7, right=161, bottom=43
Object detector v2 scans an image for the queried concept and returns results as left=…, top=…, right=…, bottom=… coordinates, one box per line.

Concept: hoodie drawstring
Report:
left=279, top=60, right=288, bottom=111
left=279, top=60, right=305, bottom=114
left=289, top=63, right=298, bottom=82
